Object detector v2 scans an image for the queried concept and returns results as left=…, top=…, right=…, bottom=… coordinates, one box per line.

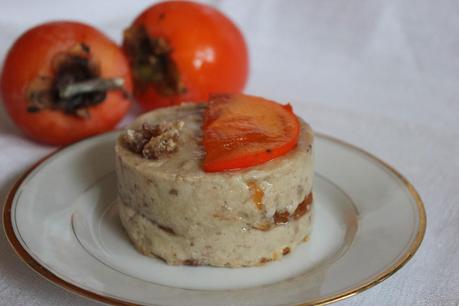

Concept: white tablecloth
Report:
left=1, top=1, right=458, bottom=305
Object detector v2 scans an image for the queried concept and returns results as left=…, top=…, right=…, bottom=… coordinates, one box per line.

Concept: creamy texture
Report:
left=119, top=200, right=313, bottom=267
left=115, top=103, right=315, bottom=267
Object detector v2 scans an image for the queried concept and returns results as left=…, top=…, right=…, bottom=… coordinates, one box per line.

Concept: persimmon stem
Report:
left=59, top=77, right=124, bottom=98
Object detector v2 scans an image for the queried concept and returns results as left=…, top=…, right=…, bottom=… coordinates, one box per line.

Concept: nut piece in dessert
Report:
left=122, top=120, right=184, bottom=159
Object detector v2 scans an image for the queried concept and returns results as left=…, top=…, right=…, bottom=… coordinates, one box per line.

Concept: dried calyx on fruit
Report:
left=26, top=43, right=126, bottom=117
left=123, top=26, right=186, bottom=96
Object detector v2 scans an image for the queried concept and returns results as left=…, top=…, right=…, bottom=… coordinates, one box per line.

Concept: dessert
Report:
left=115, top=94, right=314, bottom=267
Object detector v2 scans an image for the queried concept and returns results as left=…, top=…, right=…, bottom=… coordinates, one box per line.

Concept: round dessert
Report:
left=115, top=97, right=314, bottom=267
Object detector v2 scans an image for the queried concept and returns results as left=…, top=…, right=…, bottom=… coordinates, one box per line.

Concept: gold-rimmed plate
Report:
left=3, top=131, right=426, bottom=305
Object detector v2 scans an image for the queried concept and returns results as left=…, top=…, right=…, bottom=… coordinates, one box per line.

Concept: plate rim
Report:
left=2, top=131, right=427, bottom=306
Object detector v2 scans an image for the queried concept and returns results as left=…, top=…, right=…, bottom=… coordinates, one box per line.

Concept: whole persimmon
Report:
left=123, top=1, right=249, bottom=111
left=0, top=21, right=133, bottom=145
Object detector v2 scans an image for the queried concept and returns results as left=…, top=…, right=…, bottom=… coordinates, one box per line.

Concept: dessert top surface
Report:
left=116, top=103, right=313, bottom=176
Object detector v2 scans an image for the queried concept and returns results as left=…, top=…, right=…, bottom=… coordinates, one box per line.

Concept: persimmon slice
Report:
left=203, top=94, right=300, bottom=172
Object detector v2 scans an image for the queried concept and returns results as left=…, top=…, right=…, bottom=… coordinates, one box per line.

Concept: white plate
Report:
left=3, top=132, right=426, bottom=306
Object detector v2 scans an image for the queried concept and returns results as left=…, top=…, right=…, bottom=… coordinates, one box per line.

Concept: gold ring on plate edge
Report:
left=2, top=131, right=427, bottom=306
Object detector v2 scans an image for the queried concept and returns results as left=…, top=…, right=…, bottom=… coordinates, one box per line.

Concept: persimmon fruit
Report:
left=203, top=94, right=300, bottom=172
left=0, top=21, right=132, bottom=145
left=123, top=1, right=249, bottom=111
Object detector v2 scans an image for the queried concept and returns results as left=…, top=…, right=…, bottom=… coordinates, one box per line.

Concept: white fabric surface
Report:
left=1, top=0, right=458, bottom=305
